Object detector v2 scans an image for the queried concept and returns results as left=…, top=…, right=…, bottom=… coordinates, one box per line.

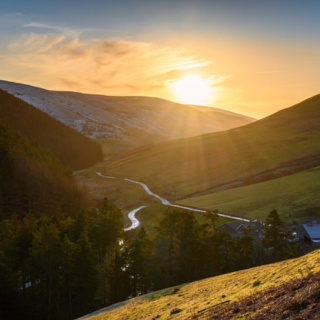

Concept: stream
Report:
left=96, top=172, right=250, bottom=231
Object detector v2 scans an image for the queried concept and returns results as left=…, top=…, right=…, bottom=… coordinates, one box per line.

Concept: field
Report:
left=78, top=249, right=320, bottom=320
left=177, top=167, right=320, bottom=222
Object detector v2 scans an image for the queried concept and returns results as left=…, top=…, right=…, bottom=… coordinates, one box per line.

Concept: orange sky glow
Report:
left=1, top=1, right=320, bottom=119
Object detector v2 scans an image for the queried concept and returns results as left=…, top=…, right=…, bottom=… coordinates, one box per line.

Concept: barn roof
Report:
left=302, top=224, right=320, bottom=240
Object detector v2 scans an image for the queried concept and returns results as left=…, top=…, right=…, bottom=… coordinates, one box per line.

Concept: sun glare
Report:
left=172, top=75, right=212, bottom=105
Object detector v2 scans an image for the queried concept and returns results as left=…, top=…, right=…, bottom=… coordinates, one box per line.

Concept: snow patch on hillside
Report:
left=0, top=80, right=255, bottom=142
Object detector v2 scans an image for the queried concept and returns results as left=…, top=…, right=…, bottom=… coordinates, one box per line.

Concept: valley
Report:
left=7, top=80, right=320, bottom=226
left=74, top=93, right=320, bottom=227
left=2, top=80, right=320, bottom=320
left=3, top=2, right=320, bottom=319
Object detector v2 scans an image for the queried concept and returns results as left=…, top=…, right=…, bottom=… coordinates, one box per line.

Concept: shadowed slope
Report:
left=0, top=88, right=102, bottom=170
left=0, top=123, right=92, bottom=219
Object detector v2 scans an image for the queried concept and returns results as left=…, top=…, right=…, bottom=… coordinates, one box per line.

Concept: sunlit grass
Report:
left=79, top=249, right=320, bottom=320
left=177, top=167, right=320, bottom=222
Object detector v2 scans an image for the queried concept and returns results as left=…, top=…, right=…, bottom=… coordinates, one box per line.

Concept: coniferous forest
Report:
left=0, top=123, right=93, bottom=219
left=0, top=200, right=298, bottom=319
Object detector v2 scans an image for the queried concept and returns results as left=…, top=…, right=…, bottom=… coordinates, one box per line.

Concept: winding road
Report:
left=96, top=172, right=250, bottom=231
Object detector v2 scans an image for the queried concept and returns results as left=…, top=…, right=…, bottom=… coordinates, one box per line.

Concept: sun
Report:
left=171, top=75, right=212, bottom=105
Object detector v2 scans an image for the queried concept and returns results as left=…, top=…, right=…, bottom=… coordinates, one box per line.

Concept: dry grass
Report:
left=192, top=270, right=320, bottom=319
left=78, top=249, right=320, bottom=320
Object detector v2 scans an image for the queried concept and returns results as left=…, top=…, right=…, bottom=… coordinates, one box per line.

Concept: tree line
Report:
left=0, top=202, right=297, bottom=320
left=0, top=198, right=123, bottom=319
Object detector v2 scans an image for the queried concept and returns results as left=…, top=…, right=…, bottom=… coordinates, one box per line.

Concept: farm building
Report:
left=297, top=223, right=320, bottom=246
left=219, top=220, right=263, bottom=241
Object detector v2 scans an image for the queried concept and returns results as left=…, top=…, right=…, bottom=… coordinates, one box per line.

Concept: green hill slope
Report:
left=253, top=93, right=320, bottom=132
left=97, top=94, right=320, bottom=200
left=0, top=89, right=102, bottom=170
left=78, top=249, right=320, bottom=320
left=177, top=166, right=320, bottom=221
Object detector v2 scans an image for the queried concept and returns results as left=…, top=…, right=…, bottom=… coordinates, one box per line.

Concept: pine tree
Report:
left=262, top=209, right=297, bottom=261
left=126, top=227, right=153, bottom=296
left=234, top=226, right=254, bottom=269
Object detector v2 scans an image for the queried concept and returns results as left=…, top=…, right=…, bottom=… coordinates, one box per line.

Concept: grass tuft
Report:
left=252, top=280, right=261, bottom=287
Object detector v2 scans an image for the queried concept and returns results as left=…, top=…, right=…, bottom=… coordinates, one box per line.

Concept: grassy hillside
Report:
left=253, top=93, right=320, bottom=132
left=0, top=88, right=102, bottom=170
left=177, top=166, right=320, bottom=222
left=78, top=249, right=320, bottom=320
left=96, top=94, right=320, bottom=200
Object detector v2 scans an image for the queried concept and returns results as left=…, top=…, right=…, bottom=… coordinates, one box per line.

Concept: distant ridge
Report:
left=0, top=80, right=255, bottom=144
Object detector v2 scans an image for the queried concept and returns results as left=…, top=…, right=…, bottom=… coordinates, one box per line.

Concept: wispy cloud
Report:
left=5, top=31, right=218, bottom=97
left=8, top=33, right=65, bottom=53
left=23, top=22, right=76, bottom=35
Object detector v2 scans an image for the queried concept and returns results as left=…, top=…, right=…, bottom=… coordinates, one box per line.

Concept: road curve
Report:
left=96, top=172, right=250, bottom=231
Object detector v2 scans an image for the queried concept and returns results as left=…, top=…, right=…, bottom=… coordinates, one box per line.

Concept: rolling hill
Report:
left=78, top=248, right=320, bottom=320
left=95, top=94, right=320, bottom=200
left=0, top=80, right=255, bottom=150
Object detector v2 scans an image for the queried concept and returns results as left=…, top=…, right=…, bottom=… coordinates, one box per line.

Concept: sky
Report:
left=1, top=0, right=320, bottom=118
